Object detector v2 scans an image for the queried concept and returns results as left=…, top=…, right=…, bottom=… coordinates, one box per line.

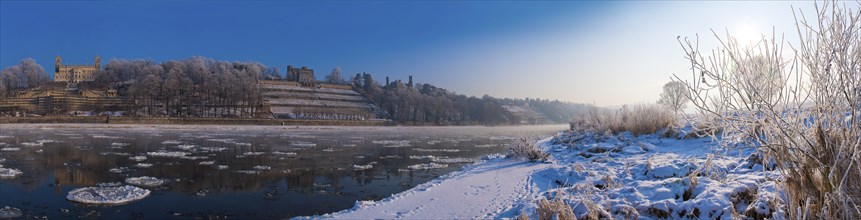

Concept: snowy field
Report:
left=306, top=130, right=784, bottom=219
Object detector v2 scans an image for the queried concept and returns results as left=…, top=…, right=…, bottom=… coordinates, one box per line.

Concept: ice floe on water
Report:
left=147, top=151, right=190, bottom=157
left=128, top=156, right=147, bottom=161
left=0, top=147, right=20, bottom=152
left=200, top=146, right=227, bottom=152
left=92, top=135, right=122, bottom=139
left=473, top=144, right=498, bottom=148
left=199, top=161, right=215, bottom=165
left=431, top=157, right=478, bottom=164
left=100, top=152, right=132, bottom=156
left=0, top=206, right=22, bottom=218
left=409, top=155, right=435, bottom=160
left=353, top=164, right=374, bottom=170
left=217, top=165, right=229, bottom=170
left=125, top=176, right=164, bottom=187
left=253, top=165, right=271, bottom=170
left=380, top=155, right=402, bottom=159
left=21, top=142, right=42, bottom=147
left=175, top=144, right=196, bottom=150
left=179, top=155, right=209, bottom=160
left=322, top=148, right=335, bottom=152
left=206, top=138, right=234, bottom=143
left=289, top=141, right=317, bottom=147
left=111, top=142, right=130, bottom=147
left=272, top=151, right=297, bottom=156
left=405, top=155, right=477, bottom=163
left=488, top=136, right=515, bottom=140
left=413, top=148, right=460, bottom=153
left=236, top=170, right=261, bottom=174
left=161, top=140, right=182, bottom=145
left=36, top=139, right=55, bottom=143
left=66, top=185, right=150, bottom=204
left=97, top=182, right=123, bottom=187
left=374, top=140, right=411, bottom=148
left=342, top=144, right=358, bottom=147
left=242, top=151, right=266, bottom=156
left=109, top=167, right=130, bottom=173
left=407, top=163, right=448, bottom=170
left=0, top=168, right=23, bottom=178
left=134, top=163, right=153, bottom=168
left=206, top=138, right=250, bottom=146
left=0, top=135, right=11, bottom=139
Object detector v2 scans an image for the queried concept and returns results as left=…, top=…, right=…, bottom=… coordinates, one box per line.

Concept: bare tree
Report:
left=657, top=81, right=688, bottom=114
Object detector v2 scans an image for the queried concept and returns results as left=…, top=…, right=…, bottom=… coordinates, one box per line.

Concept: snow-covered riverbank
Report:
left=305, top=130, right=784, bottom=219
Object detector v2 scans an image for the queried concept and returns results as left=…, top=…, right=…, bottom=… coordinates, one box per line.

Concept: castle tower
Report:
left=94, top=56, right=101, bottom=69
left=55, top=56, right=62, bottom=72
left=408, top=75, right=413, bottom=87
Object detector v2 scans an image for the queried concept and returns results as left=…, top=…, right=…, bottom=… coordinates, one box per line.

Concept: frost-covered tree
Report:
left=0, top=58, right=48, bottom=97
left=657, top=81, right=688, bottom=113
left=675, top=1, right=860, bottom=218
left=325, top=67, right=345, bottom=85
left=263, top=67, right=281, bottom=79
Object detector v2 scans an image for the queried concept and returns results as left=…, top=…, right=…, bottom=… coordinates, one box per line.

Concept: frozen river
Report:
left=0, top=124, right=565, bottom=219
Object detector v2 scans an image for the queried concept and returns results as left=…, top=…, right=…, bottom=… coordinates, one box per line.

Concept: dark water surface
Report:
left=0, top=124, right=564, bottom=219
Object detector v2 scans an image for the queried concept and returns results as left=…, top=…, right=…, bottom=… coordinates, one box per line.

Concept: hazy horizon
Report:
left=0, top=1, right=829, bottom=106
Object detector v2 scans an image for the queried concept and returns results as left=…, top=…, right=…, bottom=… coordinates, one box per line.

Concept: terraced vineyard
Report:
left=260, top=81, right=387, bottom=120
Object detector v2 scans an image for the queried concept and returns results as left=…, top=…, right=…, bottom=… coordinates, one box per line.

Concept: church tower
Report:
left=94, top=56, right=101, bottom=69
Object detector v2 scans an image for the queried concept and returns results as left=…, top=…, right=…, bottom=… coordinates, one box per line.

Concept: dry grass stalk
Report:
left=570, top=104, right=677, bottom=136
left=515, top=212, right=530, bottom=220
left=537, top=193, right=575, bottom=220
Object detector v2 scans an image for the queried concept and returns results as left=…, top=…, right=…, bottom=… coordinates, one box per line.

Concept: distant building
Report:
left=287, top=65, right=315, bottom=86
left=54, top=55, right=100, bottom=83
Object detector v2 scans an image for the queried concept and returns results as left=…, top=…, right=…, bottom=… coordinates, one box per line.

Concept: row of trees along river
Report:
left=0, top=56, right=590, bottom=125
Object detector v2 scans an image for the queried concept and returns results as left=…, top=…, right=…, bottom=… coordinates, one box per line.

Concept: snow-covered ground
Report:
left=301, top=130, right=785, bottom=219
left=306, top=154, right=550, bottom=219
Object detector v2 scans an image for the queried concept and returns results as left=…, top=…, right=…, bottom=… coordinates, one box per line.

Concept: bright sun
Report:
left=732, top=23, right=762, bottom=46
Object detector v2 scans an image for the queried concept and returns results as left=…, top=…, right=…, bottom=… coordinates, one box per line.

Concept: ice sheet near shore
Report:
left=0, top=168, right=23, bottom=179
left=302, top=128, right=788, bottom=219
left=66, top=185, right=151, bottom=205
left=0, top=206, right=23, bottom=218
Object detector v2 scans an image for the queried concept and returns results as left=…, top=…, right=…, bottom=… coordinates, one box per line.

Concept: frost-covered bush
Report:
left=570, top=104, right=677, bottom=136
left=508, top=138, right=550, bottom=162
left=675, top=1, right=861, bottom=218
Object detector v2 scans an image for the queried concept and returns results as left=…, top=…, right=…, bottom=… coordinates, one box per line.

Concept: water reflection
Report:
left=0, top=125, right=564, bottom=219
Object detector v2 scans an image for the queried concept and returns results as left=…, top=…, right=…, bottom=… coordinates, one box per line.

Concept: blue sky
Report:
left=0, top=1, right=823, bottom=106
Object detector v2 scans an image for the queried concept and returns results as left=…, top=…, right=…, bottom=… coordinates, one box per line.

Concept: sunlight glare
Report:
left=732, top=23, right=762, bottom=46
